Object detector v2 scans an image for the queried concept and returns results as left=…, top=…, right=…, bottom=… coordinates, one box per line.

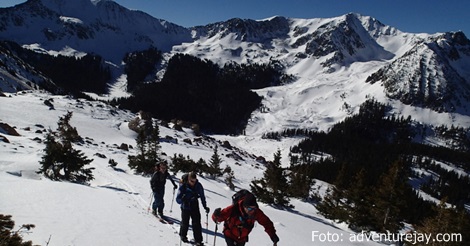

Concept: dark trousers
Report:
left=225, top=237, right=246, bottom=246
left=152, top=190, right=165, bottom=213
left=180, top=208, right=203, bottom=243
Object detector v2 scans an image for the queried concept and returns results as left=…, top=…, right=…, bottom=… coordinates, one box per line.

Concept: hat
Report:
left=242, top=194, right=258, bottom=208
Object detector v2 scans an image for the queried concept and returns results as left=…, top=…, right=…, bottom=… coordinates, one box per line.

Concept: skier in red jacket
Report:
left=212, top=193, right=279, bottom=246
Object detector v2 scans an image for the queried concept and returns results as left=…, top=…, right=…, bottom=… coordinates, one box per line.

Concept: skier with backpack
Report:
left=212, top=189, right=279, bottom=246
left=176, top=172, right=210, bottom=246
left=150, top=161, right=178, bottom=218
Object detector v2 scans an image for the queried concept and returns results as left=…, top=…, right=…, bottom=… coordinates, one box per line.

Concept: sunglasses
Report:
left=245, top=206, right=257, bottom=212
left=189, top=179, right=197, bottom=183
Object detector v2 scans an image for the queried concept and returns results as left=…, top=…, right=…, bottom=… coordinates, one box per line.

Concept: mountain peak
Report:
left=194, top=16, right=290, bottom=42
left=299, top=12, right=394, bottom=67
left=442, top=31, right=469, bottom=46
left=36, top=0, right=96, bottom=17
left=91, top=0, right=112, bottom=3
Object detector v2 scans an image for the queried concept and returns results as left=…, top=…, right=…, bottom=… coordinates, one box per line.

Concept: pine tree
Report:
left=316, top=164, right=350, bottom=222
left=0, top=214, right=35, bottom=246
left=37, top=132, right=63, bottom=180
left=347, top=168, right=374, bottom=231
left=208, top=146, right=223, bottom=178
left=196, top=157, right=209, bottom=175
left=56, top=111, right=82, bottom=143
left=251, top=150, right=291, bottom=207
left=169, top=154, right=199, bottom=174
left=61, top=144, right=94, bottom=182
left=147, top=120, right=160, bottom=162
left=223, top=166, right=236, bottom=190
left=370, top=160, right=408, bottom=232
left=38, top=112, right=94, bottom=183
left=415, top=199, right=469, bottom=246
left=128, top=114, right=161, bottom=175
left=453, top=208, right=470, bottom=245
left=288, top=164, right=313, bottom=199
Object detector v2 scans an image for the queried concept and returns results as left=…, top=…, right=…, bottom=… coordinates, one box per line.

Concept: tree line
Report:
left=3, top=39, right=290, bottom=134
left=123, top=47, right=162, bottom=92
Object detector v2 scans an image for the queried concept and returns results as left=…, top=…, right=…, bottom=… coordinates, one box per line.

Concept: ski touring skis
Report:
left=153, top=213, right=174, bottom=224
left=182, top=239, right=204, bottom=245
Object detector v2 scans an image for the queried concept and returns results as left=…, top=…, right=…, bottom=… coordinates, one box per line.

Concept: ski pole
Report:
left=148, top=192, right=154, bottom=214
left=205, top=211, right=209, bottom=243
left=213, top=223, right=218, bottom=246
left=170, top=188, right=175, bottom=213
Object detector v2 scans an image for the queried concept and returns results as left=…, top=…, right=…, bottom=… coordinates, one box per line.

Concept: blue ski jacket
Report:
left=176, top=180, right=207, bottom=211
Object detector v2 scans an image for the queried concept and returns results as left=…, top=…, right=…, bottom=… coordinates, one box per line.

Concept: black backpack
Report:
left=180, top=173, right=189, bottom=185
left=232, top=189, right=255, bottom=206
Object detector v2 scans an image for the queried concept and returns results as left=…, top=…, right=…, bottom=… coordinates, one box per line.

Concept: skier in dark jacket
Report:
left=176, top=172, right=210, bottom=246
left=212, top=193, right=279, bottom=246
left=150, top=161, right=177, bottom=218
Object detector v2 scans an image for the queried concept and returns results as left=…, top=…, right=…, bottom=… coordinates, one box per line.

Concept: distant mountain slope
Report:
left=0, top=41, right=57, bottom=93
left=176, top=13, right=470, bottom=134
left=367, top=32, right=470, bottom=112
left=181, top=13, right=405, bottom=69
left=0, top=0, right=192, bottom=63
left=0, top=0, right=470, bottom=136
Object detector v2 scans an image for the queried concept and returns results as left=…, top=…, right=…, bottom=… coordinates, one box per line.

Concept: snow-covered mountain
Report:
left=180, top=14, right=470, bottom=135
left=1, top=0, right=470, bottom=135
left=366, top=32, right=470, bottom=112
left=0, top=0, right=192, bottom=63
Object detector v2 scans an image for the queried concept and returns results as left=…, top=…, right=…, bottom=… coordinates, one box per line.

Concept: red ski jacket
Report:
left=212, top=201, right=277, bottom=243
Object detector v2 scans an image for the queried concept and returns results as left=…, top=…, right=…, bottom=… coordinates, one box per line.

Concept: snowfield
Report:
left=0, top=91, right=386, bottom=246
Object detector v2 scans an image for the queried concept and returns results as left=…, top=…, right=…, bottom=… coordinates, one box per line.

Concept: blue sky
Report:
left=1, top=0, right=469, bottom=35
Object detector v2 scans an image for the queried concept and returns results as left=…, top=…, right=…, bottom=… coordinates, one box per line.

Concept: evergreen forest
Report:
left=257, top=99, right=470, bottom=239
left=115, top=53, right=291, bottom=134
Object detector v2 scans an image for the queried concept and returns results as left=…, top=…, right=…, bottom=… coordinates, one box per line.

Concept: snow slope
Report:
left=0, top=91, right=387, bottom=246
